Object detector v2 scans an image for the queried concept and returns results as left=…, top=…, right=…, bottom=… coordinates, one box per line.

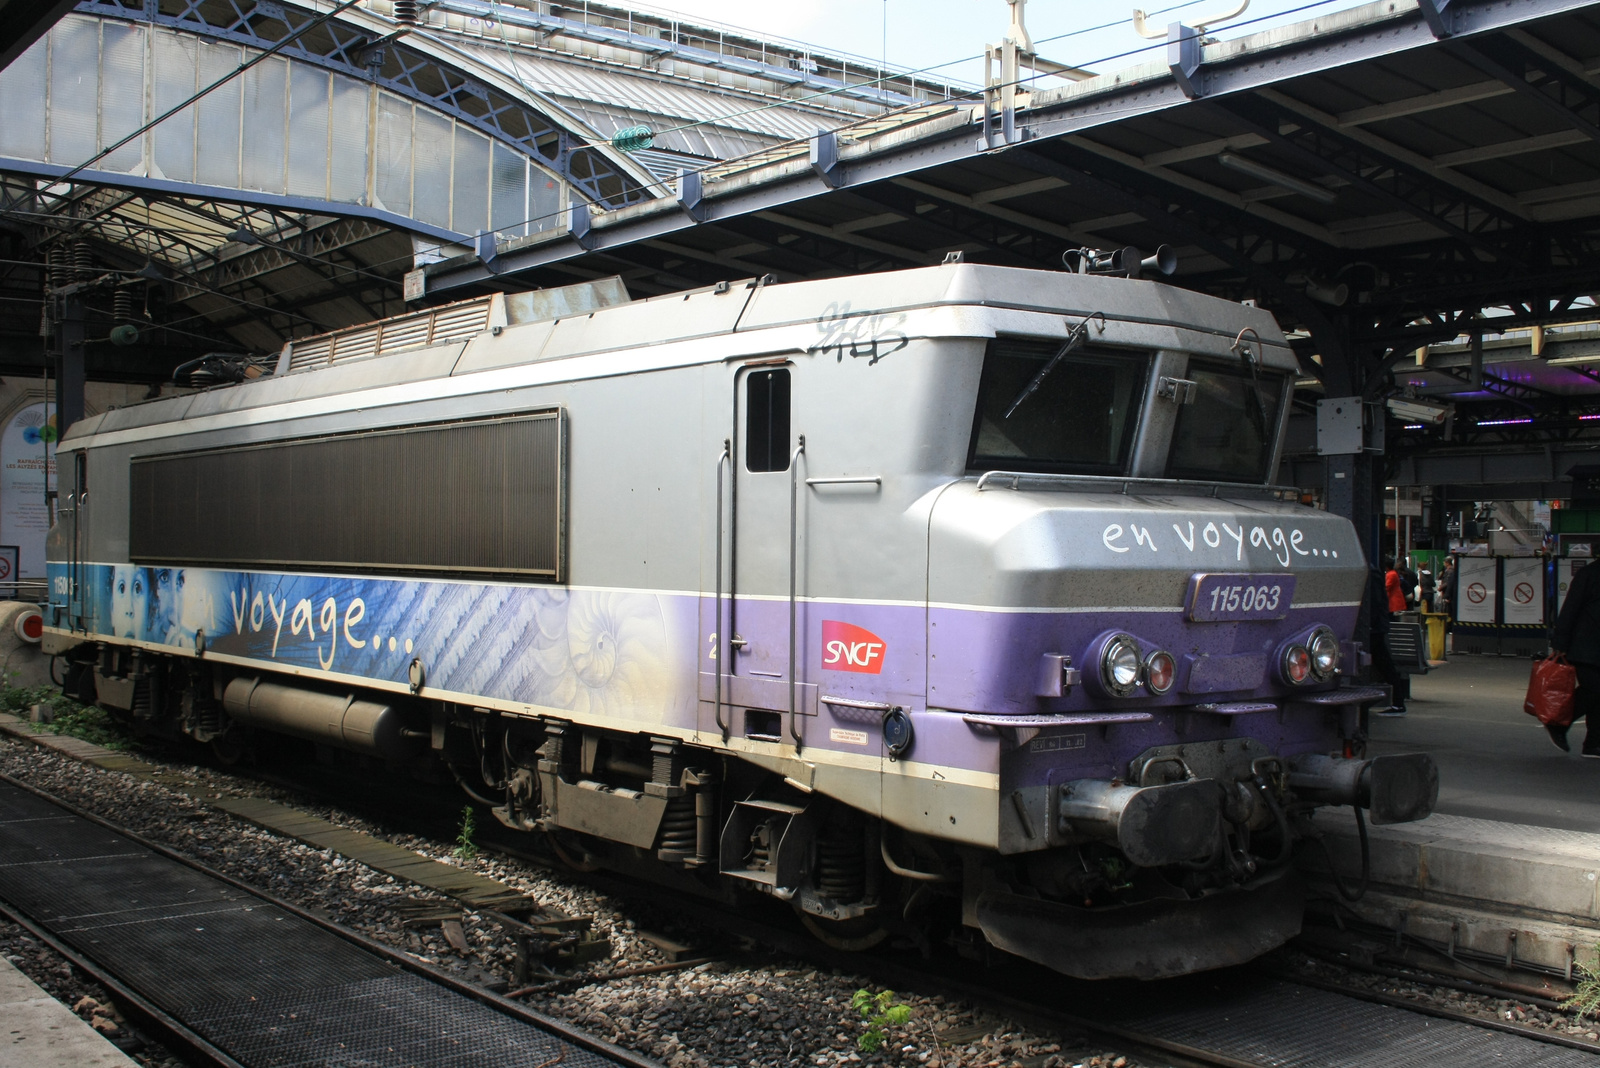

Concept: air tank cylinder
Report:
left=222, top=677, right=419, bottom=759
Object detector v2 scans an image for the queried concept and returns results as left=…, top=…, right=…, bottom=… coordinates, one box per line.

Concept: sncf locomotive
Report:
left=43, top=261, right=1437, bottom=979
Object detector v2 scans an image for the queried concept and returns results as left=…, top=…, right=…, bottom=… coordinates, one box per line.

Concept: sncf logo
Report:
left=822, top=620, right=886, bottom=674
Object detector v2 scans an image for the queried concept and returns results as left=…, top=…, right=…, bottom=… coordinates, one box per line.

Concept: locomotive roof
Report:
left=67, top=263, right=1291, bottom=446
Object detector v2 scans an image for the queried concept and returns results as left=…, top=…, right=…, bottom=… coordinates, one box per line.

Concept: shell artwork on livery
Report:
left=61, top=564, right=696, bottom=724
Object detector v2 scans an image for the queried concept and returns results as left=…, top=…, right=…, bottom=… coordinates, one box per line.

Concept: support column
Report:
left=1310, top=314, right=1384, bottom=654
left=53, top=294, right=85, bottom=438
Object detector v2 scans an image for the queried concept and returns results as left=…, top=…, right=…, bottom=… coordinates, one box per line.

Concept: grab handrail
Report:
left=974, top=469, right=1298, bottom=500
left=788, top=435, right=806, bottom=752
left=714, top=441, right=730, bottom=741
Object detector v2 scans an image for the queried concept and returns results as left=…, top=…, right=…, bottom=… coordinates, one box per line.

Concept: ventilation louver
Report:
left=281, top=296, right=494, bottom=374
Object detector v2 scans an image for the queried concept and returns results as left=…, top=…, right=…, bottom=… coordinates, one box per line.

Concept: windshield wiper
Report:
left=1233, top=326, right=1270, bottom=439
left=1004, top=311, right=1106, bottom=420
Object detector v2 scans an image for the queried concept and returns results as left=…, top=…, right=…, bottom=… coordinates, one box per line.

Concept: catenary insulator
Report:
left=70, top=239, right=94, bottom=281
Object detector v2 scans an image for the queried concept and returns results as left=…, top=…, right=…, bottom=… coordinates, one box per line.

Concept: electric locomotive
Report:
left=42, top=260, right=1436, bottom=979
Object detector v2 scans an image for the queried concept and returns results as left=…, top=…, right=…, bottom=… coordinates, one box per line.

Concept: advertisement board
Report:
left=0, top=402, right=56, bottom=580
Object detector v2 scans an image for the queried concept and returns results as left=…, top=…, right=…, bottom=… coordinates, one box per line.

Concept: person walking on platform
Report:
left=1373, top=555, right=1410, bottom=717
left=1551, top=560, right=1600, bottom=757
left=1398, top=555, right=1419, bottom=610
left=1439, top=556, right=1458, bottom=619
left=1384, top=554, right=1408, bottom=616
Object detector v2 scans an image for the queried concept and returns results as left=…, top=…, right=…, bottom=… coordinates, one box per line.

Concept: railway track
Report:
left=234, top=764, right=1600, bottom=1068
left=4, top=724, right=1599, bottom=1068
left=0, top=771, right=658, bottom=1068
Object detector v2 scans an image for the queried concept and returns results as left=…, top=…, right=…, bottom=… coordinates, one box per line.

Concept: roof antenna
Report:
left=1133, top=0, right=1249, bottom=38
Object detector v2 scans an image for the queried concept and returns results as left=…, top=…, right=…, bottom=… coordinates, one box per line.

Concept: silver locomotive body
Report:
left=43, top=263, right=1436, bottom=979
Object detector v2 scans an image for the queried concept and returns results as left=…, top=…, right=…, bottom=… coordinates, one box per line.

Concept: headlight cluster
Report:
left=1280, top=626, right=1340, bottom=686
left=1098, top=633, right=1176, bottom=697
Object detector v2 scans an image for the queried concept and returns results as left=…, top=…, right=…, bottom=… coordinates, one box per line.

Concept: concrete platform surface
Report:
left=1306, top=807, right=1600, bottom=972
left=1368, top=655, right=1600, bottom=832
left=1305, top=657, right=1600, bottom=967
left=0, top=955, right=137, bottom=1068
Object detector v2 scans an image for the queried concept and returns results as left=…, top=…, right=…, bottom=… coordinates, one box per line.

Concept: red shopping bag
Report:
left=1525, top=653, right=1577, bottom=728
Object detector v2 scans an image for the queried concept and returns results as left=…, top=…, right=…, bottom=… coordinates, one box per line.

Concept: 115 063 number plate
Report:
left=1185, top=573, right=1296, bottom=622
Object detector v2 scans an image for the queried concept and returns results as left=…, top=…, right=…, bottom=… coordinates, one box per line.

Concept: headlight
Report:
left=1100, top=634, right=1142, bottom=697
left=1282, top=644, right=1312, bottom=685
left=1309, top=627, right=1339, bottom=680
left=1144, top=650, right=1176, bottom=694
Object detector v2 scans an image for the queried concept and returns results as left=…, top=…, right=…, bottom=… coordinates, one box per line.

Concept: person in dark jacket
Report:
left=1550, top=560, right=1600, bottom=756
left=1439, top=557, right=1458, bottom=619
left=1398, top=556, right=1419, bottom=609
left=1371, top=562, right=1409, bottom=717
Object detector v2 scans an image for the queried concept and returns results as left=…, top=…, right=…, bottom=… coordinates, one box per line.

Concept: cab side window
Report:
left=745, top=368, right=791, bottom=472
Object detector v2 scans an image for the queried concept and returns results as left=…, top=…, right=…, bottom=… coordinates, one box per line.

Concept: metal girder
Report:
left=1360, top=264, right=1600, bottom=343
left=1452, top=35, right=1600, bottom=148
left=1006, top=143, right=1355, bottom=384
left=210, top=219, right=392, bottom=290
left=74, top=0, right=655, bottom=210
left=1256, top=88, right=1531, bottom=223
left=1214, top=96, right=1530, bottom=267
left=0, top=0, right=75, bottom=68
left=0, top=157, right=473, bottom=246
left=833, top=184, right=1062, bottom=268
left=1385, top=444, right=1600, bottom=486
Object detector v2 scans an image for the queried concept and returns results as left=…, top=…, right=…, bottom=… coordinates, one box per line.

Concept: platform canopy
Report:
left=416, top=0, right=1600, bottom=465
left=0, top=0, right=957, bottom=375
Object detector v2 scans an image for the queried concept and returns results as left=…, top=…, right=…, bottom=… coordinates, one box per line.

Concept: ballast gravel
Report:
left=0, top=920, right=186, bottom=1068
left=0, top=735, right=1135, bottom=1068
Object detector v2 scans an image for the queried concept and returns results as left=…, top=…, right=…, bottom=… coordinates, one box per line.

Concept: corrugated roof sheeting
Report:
left=460, top=42, right=838, bottom=146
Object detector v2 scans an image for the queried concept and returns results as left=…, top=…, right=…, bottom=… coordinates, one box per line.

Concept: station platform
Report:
left=0, top=955, right=138, bottom=1068
left=1304, top=655, right=1600, bottom=979
left=1368, top=655, right=1600, bottom=832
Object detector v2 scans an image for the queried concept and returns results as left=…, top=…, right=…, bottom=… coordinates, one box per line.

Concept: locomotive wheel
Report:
left=210, top=736, right=247, bottom=765
left=798, top=909, right=889, bottom=952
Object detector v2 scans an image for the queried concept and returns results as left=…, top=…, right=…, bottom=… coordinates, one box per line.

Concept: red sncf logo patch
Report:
left=821, top=620, right=886, bottom=674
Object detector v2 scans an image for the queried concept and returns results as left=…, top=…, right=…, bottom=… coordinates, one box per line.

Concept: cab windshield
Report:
left=968, top=338, right=1149, bottom=475
left=1166, top=361, right=1286, bottom=483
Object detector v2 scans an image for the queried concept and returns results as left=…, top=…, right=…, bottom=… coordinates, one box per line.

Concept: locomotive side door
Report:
left=710, top=361, right=806, bottom=745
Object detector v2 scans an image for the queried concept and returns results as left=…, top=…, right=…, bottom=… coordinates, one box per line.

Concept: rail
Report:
left=0, top=773, right=656, bottom=1068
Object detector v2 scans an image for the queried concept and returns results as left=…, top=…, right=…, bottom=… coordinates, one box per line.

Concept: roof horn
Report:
left=1062, top=245, right=1177, bottom=279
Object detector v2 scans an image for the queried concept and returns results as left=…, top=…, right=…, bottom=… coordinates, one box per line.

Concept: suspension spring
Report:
left=816, top=827, right=865, bottom=902
left=657, top=794, right=696, bottom=855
